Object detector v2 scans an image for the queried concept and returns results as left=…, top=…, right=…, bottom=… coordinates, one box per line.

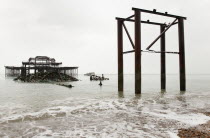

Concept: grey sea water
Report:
left=0, top=74, right=210, bottom=137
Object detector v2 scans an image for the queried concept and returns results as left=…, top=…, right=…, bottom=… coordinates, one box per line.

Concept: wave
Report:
left=0, top=97, right=210, bottom=137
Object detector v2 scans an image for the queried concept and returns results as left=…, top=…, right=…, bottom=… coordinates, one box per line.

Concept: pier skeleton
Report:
left=116, top=8, right=186, bottom=93
left=5, top=56, right=78, bottom=78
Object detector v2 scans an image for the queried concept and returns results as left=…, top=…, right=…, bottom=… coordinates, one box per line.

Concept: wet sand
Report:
left=178, top=112, right=210, bottom=138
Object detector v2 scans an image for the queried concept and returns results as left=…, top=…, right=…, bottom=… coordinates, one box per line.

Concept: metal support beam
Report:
left=132, top=7, right=187, bottom=20
left=123, top=50, right=135, bottom=54
left=126, top=15, right=134, bottom=19
left=134, top=10, right=141, bottom=94
left=160, top=25, right=166, bottom=90
left=122, top=23, right=135, bottom=49
left=123, top=50, right=179, bottom=54
left=117, top=19, right=124, bottom=91
left=115, top=17, right=165, bottom=26
left=146, top=18, right=177, bottom=50
left=178, top=18, right=186, bottom=91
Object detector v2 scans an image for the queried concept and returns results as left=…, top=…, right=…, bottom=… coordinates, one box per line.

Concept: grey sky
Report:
left=0, top=0, right=210, bottom=74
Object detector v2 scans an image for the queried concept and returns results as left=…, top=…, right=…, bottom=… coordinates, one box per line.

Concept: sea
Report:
left=0, top=74, right=210, bottom=138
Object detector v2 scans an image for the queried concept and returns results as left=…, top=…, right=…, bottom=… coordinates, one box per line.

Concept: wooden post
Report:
left=134, top=10, right=141, bottom=94
left=160, top=25, right=166, bottom=90
left=117, top=19, right=123, bottom=91
left=178, top=18, right=186, bottom=91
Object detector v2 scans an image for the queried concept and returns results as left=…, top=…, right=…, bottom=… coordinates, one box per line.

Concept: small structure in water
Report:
left=5, top=56, right=79, bottom=82
left=99, top=80, right=102, bottom=86
left=90, top=74, right=109, bottom=81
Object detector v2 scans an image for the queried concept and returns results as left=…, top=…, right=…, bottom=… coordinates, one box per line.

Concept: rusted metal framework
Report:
left=5, top=56, right=78, bottom=78
left=116, top=8, right=186, bottom=94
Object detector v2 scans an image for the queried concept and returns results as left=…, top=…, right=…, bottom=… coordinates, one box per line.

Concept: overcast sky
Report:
left=0, top=0, right=210, bottom=74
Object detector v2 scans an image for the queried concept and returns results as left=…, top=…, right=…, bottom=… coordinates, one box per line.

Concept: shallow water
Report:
left=0, top=74, right=210, bottom=137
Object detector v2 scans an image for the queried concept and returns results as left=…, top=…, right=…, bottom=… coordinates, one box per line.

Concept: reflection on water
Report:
left=0, top=74, right=210, bottom=137
left=118, top=91, right=124, bottom=98
left=135, top=94, right=141, bottom=99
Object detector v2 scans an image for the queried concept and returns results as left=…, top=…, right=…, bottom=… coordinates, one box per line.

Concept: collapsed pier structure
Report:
left=5, top=56, right=78, bottom=82
left=116, top=8, right=186, bottom=93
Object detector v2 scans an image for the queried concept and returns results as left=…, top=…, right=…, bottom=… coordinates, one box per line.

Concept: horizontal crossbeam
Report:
left=123, top=50, right=135, bottom=54
left=123, top=50, right=179, bottom=54
left=116, top=17, right=165, bottom=26
left=148, top=50, right=179, bottom=54
left=132, top=7, right=187, bottom=20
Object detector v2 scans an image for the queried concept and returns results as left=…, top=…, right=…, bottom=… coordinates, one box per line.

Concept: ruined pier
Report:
left=116, top=8, right=186, bottom=93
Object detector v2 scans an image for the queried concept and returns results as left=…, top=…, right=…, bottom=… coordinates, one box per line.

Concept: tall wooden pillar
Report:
left=134, top=10, right=141, bottom=94
left=178, top=18, right=186, bottom=91
left=117, top=19, right=124, bottom=91
left=160, top=25, right=166, bottom=90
